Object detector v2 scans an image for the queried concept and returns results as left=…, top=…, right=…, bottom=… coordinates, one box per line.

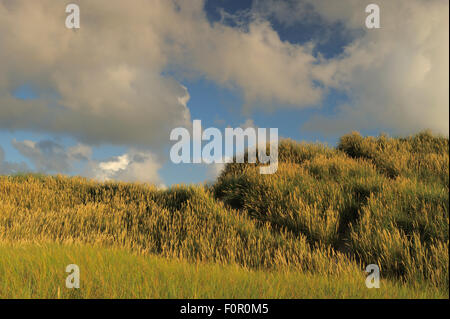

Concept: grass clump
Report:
left=214, top=131, right=449, bottom=292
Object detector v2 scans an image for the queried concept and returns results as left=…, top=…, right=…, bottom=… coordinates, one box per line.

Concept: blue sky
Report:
left=1, top=0, right=448, bottom=185
left=161, top=1, right=366, bottom=186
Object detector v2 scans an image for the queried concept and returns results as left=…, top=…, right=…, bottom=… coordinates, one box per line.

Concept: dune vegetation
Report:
left=0, top=243, right=444, bottom=299
left=0, top=131, right=448, bottom=298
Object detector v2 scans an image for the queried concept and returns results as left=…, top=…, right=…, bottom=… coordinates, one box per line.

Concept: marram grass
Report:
left=0, top=131, right=448, bottom=298
left=0, top=243, right=445, bottom=299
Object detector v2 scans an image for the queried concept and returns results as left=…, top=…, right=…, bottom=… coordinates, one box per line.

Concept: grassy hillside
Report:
left=0, top=131, right=448, bottom=298
left=0, top=243, right=444, bottom=299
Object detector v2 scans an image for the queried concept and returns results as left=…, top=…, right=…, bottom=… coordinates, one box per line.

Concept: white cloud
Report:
left=253, top=0, right=448, bottom=135
left=0, top=0, right=192, bottom=147
left=0, top=0, right=447, bottom=165
left=280, top=0, right=448, bottom=135
left=89, top=151, right=163, bottom=185
left=172, top=17, right=324, bottom=110
left=0, top=0, right=328, bottom=146
left=98, top=154, right=130, bottom=173
left=8, top=137, right=163, bottom=184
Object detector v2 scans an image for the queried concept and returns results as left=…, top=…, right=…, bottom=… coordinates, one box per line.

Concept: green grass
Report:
left=0, top=131, right=448, bottom=298
left=214, top=131, right=449, bottom=291
left=0, top=243, right=445, bottom=299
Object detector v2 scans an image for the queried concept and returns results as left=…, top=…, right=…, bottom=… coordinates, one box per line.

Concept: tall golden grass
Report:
left=0, top=131, right=448, bottom=294
left=214, top=131, right=448, bottom=290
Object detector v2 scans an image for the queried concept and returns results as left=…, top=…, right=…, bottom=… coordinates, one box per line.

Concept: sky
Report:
left=0, top=0, right=448, bottom=186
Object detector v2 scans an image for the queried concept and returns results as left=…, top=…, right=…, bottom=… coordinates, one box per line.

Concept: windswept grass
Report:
left=214, top=131, right=449, bottom=292
left=0, top=131, right=448, bottom=298
left=0, top=243, right=445, bottom=299
left=0, top=176, right=356, bottom=275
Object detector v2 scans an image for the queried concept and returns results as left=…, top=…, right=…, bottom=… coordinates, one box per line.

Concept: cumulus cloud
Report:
left=0, top=0, right=448, bottom=178
left=87, top=150, right=163, bottom=185
left=255, top=0, right=449, bottom=135
left=171, top=17, right=324, bottom=109
left=7, top=137, right=163, bottom=184
left=0, top=0, right=330, bottom=146
left=330, top=0, right=448, bottom=136
left=0, top=0, right=191, bottom=147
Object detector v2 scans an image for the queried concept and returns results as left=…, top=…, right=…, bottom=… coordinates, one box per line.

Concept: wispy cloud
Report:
left=0, top=146, right=29, bottom=175
left=11, top=139, right=90, bottom=173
